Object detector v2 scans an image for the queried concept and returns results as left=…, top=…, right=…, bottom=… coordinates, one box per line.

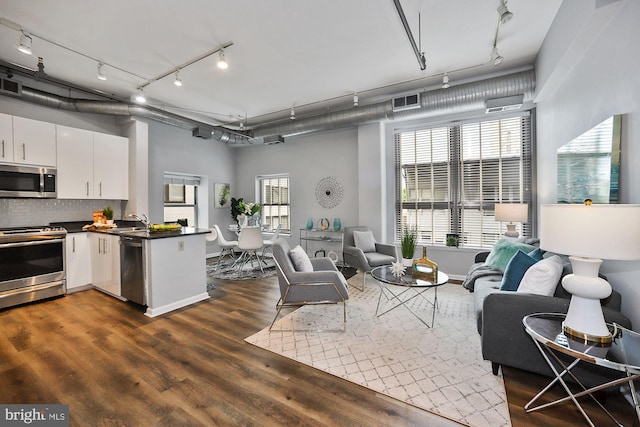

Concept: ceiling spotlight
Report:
left=497, top=0, right=513, bottom=24
left=491, top=46, right=504, bottom=66
left=174, top=70, right=183, bottom=87
left=239, top=121, right=245, bottom=131
left=353, top=93, right=359, bottom=107
left=97, top=62, right=107, bottom=81
left=217, top=49, right=228, bottom=69
left=18, top=31, right=32, bottom=55
left=135, top=88, right=146, bottom=103
left=290, top=108, right=296, bottom=120
left=442, top=74, right=450, bottom=89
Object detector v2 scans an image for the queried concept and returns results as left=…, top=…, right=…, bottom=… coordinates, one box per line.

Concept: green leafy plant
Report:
left=401, top=227, right=417, bottom=259
left=231, top=197, right=243, bottom=225
left=102, top=206, right=114, bottom=221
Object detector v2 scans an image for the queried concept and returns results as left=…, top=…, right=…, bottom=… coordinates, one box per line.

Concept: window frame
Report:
left=394, top=111, right=535, bottom=249
left=257, top=173, right=291, bottom=234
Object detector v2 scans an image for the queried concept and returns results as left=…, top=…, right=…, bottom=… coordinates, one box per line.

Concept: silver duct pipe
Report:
left=251, top=69, right=536, bottom=139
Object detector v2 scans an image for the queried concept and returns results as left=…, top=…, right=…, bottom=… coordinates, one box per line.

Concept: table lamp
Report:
left=540, top=204, right=640, bottom=344
left=495, top=203, right=528, bottom=237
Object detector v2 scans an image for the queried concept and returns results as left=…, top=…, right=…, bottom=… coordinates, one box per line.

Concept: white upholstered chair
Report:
left=261, top=223, right=282, bottom=258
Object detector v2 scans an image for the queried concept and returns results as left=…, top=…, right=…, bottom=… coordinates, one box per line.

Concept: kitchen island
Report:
left=115, top=226, right=211, bottom=317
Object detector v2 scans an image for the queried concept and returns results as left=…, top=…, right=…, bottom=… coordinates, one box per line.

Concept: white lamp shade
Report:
left=495, top=203, right=528, bottom=222
left=540, top=204, right=640, bottom=260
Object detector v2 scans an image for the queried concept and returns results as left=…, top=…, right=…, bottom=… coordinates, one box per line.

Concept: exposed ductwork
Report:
left=250, top=69, right=536, bottom=139
left=1, top=58, right=535, bottom=145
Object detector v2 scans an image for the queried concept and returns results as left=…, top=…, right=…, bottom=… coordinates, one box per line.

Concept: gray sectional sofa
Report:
left=466, top=250, right=632, bottom=384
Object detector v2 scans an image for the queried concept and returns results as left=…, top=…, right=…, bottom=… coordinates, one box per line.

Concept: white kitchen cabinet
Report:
left=0, top=112, right=14, bottom=162
left=90, top=233, right=121, bottom=297
left=93, top=132, right=128, bottom=200
left=66, top=232, right=92, bottom=290
left=56, top=126, right=129, bottom=200
left=56, top=125, right=94, bottom=198
left=12, top=116, right=56, bottom=166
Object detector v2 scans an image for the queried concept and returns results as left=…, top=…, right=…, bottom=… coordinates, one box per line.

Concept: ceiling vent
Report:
left=263, top=135, right=284, bottom=145
left=485, top=94, right=524, bottom=113
left=0, top=78, right=22, bottom=98
left=392, top=93, right=420, bottom=112
left=192, top=124, right=214, bottom=139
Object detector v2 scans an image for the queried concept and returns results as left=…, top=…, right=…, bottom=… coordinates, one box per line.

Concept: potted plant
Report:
left=102, top=206, right=114, bottom=225
left=400, top=227, right=417, bottom=266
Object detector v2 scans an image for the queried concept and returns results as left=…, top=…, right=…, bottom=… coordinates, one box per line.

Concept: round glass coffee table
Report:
left=370, top=265, right=449, bottom=328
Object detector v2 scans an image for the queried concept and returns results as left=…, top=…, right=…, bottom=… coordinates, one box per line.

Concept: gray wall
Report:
left=146, top=121, right=235, bottom=255
left=233, top=128, right=358, bottom=250
left=535, top=0, right=640, bottom=328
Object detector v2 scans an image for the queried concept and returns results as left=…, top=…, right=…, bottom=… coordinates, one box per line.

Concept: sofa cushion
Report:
left=499, top=250, right=540, bottom=291
left=517, top=255, right=564, bottom=296
left=472, top=276, right=503, bottom=334
left=484, top=238, right=536, bottom=272
left=353, top=230, right=376, bottom=253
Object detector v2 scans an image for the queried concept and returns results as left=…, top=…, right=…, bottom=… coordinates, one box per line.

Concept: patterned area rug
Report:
left=245, top=274, right=511, bottom=427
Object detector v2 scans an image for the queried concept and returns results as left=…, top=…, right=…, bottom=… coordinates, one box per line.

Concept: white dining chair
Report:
left=261, top=223, right=282, bottom=258
left=232, top=226, right=265, bottom=273
left=212, top=224, right=238, bottom=270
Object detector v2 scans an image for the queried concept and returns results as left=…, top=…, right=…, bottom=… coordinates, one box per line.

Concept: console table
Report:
left=523, top=313, right=640, bottom=426
left=299, top=228, right=343, bottom=264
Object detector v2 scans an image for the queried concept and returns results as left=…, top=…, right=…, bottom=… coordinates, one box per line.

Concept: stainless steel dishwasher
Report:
left=120, top=236, right=145, bottom=305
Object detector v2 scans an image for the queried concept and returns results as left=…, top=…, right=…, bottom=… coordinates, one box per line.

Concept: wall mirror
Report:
left=557, top=115, right=621, bottom=204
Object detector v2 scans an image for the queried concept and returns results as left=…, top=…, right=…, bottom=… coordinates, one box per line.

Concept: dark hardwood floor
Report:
left=0, top=274, right=637, bottom=426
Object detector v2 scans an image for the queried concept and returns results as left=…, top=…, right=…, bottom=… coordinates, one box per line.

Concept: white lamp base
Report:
left=562, top=256, right=613, bottom=343
left=503, top=223, right=519, bottom=237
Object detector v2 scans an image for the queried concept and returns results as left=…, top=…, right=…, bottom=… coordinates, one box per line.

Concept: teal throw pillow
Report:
left=527, top=247, right=544, bottom=262
left=499, top=250, right=540, bottom=291
left=484, top=238, right=535, bottom=273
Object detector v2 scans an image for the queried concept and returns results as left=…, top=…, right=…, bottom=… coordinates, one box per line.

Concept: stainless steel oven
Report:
left=0, top=227, right=66, bottom=309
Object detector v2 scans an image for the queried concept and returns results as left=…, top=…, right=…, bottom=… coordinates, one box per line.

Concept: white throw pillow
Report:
left=517, top=255, right=564, bottom=296
left=289, top=245, right=313, bottom=272
left=353, top=230, right=376, bottom=253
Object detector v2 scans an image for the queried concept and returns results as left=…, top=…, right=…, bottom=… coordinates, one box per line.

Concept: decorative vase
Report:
left=306, top=217, right=314, bottom=230
left=333, top=218, right=341, bottom=231
left=243, top=213, right=261, bottom=227
left=412, top=246, right=438, bottom=283
left=402, top=258, right=413, bottom=267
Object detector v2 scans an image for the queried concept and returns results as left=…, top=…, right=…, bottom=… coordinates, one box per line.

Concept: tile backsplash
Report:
left=0, top=199, right=125, bottom=228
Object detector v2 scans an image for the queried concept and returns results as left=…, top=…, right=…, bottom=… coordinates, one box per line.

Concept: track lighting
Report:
left=290, top=108, right=295, bottom=120
left=497, top=0, right=513, bottom=24
left=18, top=31, right=32, bottom=55
left=491, top=46, right=504, bottom=66
left=442, top=74, right=450, bottom=89
left=174, top=70, right=182, bottom=87
left=217, top=49, right=228, bottom=69
left=353, top=93, right=359, bottom=107
left=97, top=62, right=107, bottom=81
left=135, top=88, right=146, bottom=103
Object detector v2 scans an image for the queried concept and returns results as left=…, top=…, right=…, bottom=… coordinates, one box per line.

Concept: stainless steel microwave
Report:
left=0, top=164, right=57, bottom=198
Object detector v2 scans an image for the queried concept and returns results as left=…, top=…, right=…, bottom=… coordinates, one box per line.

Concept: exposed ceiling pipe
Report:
left=251, top=70, right=536, bottom=139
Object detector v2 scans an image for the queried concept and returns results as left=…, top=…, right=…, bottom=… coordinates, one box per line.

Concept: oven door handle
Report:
left=0, top=238, right=64, bottom=249
left=0, top=280, right=65, bottom=299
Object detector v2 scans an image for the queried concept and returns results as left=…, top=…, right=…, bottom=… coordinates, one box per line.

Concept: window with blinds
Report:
left=395, top=114, right=533, bottom=249
left=258, top=175, right=290, bottom=233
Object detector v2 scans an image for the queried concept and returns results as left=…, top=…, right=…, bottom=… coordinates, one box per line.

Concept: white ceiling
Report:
left=0, top=0, right=562, bottom=129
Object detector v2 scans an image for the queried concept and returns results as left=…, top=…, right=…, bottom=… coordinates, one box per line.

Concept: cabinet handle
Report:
left=1, top=140, right=4, bottom=158
left=21, top=143, right=26, bottom=160
left=72, top=236, right=76, bottom=253
left=86, top=181, right=89, bottom=196
left=99, top=182, right=102, bottom=197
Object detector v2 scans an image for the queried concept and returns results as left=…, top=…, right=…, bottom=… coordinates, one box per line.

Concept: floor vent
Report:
left=392, top=93, right=420, bottom=112
left=0, top=78, right=22, bottom=98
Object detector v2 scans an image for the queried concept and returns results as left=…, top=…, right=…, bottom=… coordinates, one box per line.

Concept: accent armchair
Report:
left=271, top=238, right=349, bottom=331
left=343, top=226, right=399, bottom=288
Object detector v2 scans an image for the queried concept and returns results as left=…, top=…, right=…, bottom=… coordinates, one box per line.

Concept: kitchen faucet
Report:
left=128, top=213, right=149, bottom=229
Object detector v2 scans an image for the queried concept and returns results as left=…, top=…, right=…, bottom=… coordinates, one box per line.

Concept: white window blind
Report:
left=258, top=174, right=290, bottom=233
left=395, top=114, right=533, bottom=249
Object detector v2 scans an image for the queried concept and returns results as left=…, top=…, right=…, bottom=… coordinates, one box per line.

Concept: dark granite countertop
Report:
left=50, top=221, right=211, bottom=239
